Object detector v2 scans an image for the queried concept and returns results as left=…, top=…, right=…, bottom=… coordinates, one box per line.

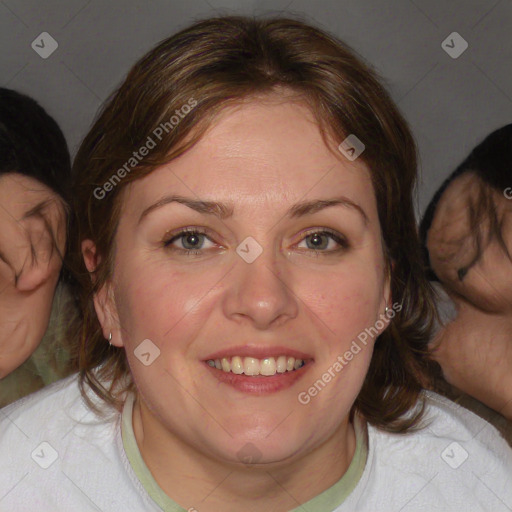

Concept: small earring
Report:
left=385, top=306, right=389, bottom=314
left=108, top=332, right=112, bottom=346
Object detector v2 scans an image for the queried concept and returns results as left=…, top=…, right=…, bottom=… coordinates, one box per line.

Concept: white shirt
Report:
left=1, top=374, right=511, bottom=511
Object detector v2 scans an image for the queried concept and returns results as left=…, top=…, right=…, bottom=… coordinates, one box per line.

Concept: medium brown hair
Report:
left=71, top=15, right=439, bottom=432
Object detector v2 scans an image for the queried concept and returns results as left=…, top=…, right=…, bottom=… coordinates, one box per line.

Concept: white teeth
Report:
left=260, top=357, right=276, bottom=376
left=231, top=356, right=244, bottom=375
left=276, top=355, right=287, bottom=373
left=206, top=356, right=306, bottom=376
left=244, top=357, right=260, bottom=376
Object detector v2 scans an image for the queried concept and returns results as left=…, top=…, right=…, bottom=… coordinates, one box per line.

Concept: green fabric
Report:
left=0, top=282, right=75, bottom=408
left=289, top=413, right=368, bottom=512
left=122, top=393, right=368, bottom=512
left=121, top=393, right=186, bottom=512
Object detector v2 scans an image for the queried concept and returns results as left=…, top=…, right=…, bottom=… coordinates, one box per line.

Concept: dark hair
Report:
left=420, top=123, right=512, bottom=281
left=0, top=88, right=71, bottom=204
left=0, top=88, right=74, bottom=286
left=72, top=15, right=439, bottom=433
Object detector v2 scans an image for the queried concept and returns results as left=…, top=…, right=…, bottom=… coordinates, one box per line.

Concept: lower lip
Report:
left=204, top=362, right=312, bottom=395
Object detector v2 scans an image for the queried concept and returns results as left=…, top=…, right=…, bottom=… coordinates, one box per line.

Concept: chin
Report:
left=214, top=433, right=307, bottom=467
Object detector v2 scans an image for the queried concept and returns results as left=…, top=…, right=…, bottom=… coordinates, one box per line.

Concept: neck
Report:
left=132, top=397, right=357, bottom=512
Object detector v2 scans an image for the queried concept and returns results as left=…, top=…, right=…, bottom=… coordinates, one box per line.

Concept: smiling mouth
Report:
left=205, top=356, right=310, bottom=377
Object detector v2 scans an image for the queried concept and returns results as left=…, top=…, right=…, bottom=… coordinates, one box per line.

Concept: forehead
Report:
left=0, top=172, right=59, bottom=207
left=124, top=98, right=378, bottom=219
left=433, top=171, right=510, bottom=226
left=437, top=172, right=479, bottom=206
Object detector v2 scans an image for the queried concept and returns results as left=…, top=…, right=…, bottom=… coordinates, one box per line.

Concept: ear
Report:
left=81, top=239, right=124, bottom=348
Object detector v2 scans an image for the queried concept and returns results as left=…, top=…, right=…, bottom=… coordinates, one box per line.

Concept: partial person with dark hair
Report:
left=1, top=16, right=511, bottom=511
left=0, top=88, right=76, bottom=406
left=420, top=123, right=512, bottom=442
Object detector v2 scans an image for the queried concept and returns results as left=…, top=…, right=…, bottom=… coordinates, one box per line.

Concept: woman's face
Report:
left=0, top=173, right=66, bottom=378
left=427, top=172, right=512, bottom=313
left=91, top=97, right=390, bottom=465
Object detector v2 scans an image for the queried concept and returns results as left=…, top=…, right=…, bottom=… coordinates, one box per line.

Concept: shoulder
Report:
left=1, top=373, right=81, bottom=423
left=0, top=374, right=153, bottom=511
left=0, top=373, right=113, bottom=436
left=0, top=373, right=119, bottom=463
left=374, top=390, right=512, bottom=472
left=412, top=390, right=512, bottom=459
left=345, top=392, right=512, bottom=511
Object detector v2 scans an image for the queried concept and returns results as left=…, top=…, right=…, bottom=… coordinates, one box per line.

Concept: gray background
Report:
left=1, top=0, right=511, bottom=215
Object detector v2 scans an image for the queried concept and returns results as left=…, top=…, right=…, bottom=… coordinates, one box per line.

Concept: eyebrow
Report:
left=22, top=199, right=53, bottom=220
left=138, top=194, right=368, bottom=225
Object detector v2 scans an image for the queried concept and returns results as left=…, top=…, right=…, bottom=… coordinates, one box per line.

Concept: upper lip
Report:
left=203, top=345, right=314, bottom=361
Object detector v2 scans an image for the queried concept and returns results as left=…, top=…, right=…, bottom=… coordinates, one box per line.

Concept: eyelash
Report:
left=162, top=227, right=349, bottom=257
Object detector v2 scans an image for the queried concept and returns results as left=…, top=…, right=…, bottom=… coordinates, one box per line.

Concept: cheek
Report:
left=112, top=258, right=227, bottom=350
left=297, top=259, right=385, bottom=387
left=298, top=260, right=384, bottom=341
left=459, top=246, right=512, bottom=311
left=293, top=264, right=385, bottom=432
left=24, top=269, right=59, bottom=342
left=0, top=286, right=55, bottom=377
left=113, top=247, right=385, bottom=368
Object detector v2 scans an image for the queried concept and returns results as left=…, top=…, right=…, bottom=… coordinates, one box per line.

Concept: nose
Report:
left=222, top=244, right=299, bottom=329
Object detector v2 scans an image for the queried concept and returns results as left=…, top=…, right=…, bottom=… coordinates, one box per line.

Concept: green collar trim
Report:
left=121, top=394, right=184, bottom=511
left=121, top=394, right=367, bottom=512
left=289, top=413, right=368, bottom=511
